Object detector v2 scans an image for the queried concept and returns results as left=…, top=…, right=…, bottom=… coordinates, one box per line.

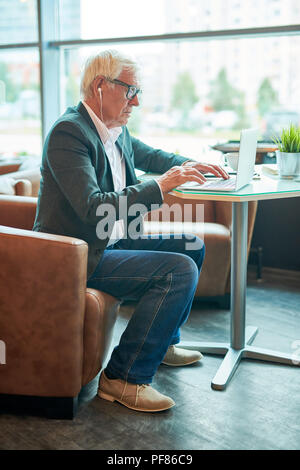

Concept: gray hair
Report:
left=80, top=49, right=139, bottom=99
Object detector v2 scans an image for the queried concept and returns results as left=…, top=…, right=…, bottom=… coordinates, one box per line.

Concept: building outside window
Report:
left=0, top=0, right=300, bottom=161
left=0, top=0, right=41, bottom=158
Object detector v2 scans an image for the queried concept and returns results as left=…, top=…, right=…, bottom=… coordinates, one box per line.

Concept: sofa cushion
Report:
left=0, top=177, right=16, bottom=195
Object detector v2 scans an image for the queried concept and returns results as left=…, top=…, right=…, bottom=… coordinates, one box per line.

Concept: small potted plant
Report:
left=272, top=123, right=300, bottom=178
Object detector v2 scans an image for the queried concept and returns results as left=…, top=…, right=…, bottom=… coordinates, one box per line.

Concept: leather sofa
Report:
left=0, top=161, right=258, bottom=307
left=0, top=195, right=120, bottom=418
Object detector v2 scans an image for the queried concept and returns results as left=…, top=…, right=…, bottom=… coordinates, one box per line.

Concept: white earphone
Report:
left=98, top=87, right=103, bottom=121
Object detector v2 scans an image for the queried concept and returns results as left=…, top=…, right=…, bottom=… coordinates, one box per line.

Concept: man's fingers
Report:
left=183, top=167, right=207, bottom=183
left=209, top=164, right=230, bottom=179
left=180, top=160, right=229, bottom=179
left=158, top=161, right=230, bottom=193
left=196, top=163, right=229, bottom=179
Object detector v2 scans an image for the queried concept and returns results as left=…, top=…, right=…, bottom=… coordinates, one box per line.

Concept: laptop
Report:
left=177, top=128, right=259, bottom=192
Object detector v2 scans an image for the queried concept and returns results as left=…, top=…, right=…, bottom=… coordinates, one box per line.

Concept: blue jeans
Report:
left=87, top=233, right=205, bottom=384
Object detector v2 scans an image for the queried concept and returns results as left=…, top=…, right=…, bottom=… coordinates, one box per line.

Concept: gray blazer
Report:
left=33, top=102, right=188, bottom=278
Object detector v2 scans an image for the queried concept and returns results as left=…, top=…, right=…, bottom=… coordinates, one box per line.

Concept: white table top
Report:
left=138, top=166, right=300, bottom=202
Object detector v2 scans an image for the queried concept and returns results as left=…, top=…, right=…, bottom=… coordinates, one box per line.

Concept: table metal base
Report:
left=179, top=200, right=299, bottom=391
left=178, top=326, right=299, bottom=390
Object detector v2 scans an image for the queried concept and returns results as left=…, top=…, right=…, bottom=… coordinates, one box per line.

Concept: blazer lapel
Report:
left=76, top=101, right=100, bottom=138
left=76, top=102, right=115, bottom=188
left=77, top=102, right=137, bottom=187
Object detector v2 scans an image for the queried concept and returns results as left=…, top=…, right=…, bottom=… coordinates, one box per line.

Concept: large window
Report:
left=0, top=0, right=300, bottom=160
left=60, top=36, right=300, bottom=159
left=0, top=0, right=38, bottom=45
left=0, top=0, right=41, bottom=158
left=0, top=49, right=41, bottom=157
left=58, top=0, right=300, bottom=39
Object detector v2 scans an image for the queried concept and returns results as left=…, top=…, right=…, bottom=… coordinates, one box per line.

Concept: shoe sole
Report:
left=98, top=390, right=175, bottom=412
left=161, top=354, right=203, bottom=367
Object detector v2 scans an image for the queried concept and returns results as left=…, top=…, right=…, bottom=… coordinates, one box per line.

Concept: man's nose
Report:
left=130, top=94, right=140, bottom=106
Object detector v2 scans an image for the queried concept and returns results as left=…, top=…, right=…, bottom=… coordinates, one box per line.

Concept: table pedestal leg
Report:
left=178, top=201, right=299, bottom=390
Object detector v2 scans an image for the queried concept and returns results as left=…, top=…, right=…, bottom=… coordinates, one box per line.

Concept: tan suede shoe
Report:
left=162, top=345, right=203, bottom=367
left=98, top=371, right=175, bottom=412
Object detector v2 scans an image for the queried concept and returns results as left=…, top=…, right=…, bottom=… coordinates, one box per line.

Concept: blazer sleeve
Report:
left=131, top=136, right=190, bottom=173
left=46, top=121, right=163, bottom=226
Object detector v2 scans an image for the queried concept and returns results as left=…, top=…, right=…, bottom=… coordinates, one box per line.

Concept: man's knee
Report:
left=167, top=252, right=199, bottom=279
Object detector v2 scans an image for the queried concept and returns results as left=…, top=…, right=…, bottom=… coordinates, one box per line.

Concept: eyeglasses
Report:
left=105, top=77, right=141, bottom=101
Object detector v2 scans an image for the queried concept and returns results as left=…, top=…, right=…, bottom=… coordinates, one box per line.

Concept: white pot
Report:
left=296, top=156, right=300, bottom=182
left=276, top=151, right=300, bottom=178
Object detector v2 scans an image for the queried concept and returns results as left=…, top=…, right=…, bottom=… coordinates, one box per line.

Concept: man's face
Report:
left=101, top=69, right=140, bottom=128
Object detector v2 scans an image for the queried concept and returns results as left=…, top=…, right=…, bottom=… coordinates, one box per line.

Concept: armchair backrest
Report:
left=145, top=193, right=216, bottom=223
left=0, top=223, right=88, bottom=397
left=0, top=196, right=89, bottom=397
left=0, top=195, right=37, bottom=230
left=145, top=193, right=257, bottom=237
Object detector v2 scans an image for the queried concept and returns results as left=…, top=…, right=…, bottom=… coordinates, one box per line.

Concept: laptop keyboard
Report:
left=201, top=177, right=236, bottom=189
left=177, top=176, right=237, bottom=191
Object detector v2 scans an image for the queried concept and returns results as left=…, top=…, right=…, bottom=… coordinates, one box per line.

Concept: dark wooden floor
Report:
left=0, top=267, right=299, bottom=450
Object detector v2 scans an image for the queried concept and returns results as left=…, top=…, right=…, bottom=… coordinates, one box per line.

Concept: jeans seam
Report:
left=89, top=270, right=195, bottom=283
left=90, top=276, right=164, bottom=281
left=124, top=272, right=173, bottom=383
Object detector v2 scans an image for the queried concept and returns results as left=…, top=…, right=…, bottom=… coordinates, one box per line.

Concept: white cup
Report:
left=225, top=152, right=239, bottom=171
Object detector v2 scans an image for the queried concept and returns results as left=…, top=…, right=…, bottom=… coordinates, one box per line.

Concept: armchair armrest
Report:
left=0, top=226, right=88, bottom=397
left=14, top=179, right=32, bottom=196
left=6, top=168, right=41, bottom=197
left=0, top=177, right=31, bottom=197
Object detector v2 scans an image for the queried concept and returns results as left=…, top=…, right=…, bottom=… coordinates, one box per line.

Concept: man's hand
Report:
left=156, top=161, right=229, bottom=194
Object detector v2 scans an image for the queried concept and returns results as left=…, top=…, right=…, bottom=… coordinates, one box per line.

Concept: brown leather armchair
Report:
left=144, top=193, right=258, bottom=308
left=0, top=195, right=120, bottom=418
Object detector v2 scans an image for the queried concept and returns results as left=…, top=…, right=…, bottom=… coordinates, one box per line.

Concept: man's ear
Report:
left=94, top=76, right=104, bottom=95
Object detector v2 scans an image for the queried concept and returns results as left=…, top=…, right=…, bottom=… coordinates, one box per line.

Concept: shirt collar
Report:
left=82, top=101, right=122, bottom=144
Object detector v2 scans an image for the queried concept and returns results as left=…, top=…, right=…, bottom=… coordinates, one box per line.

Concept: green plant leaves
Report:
left=272, top=123, right=300, bottom=153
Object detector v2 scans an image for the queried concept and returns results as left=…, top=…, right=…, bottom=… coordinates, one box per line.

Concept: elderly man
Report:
left=33, top=50, right=228, bottom=413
